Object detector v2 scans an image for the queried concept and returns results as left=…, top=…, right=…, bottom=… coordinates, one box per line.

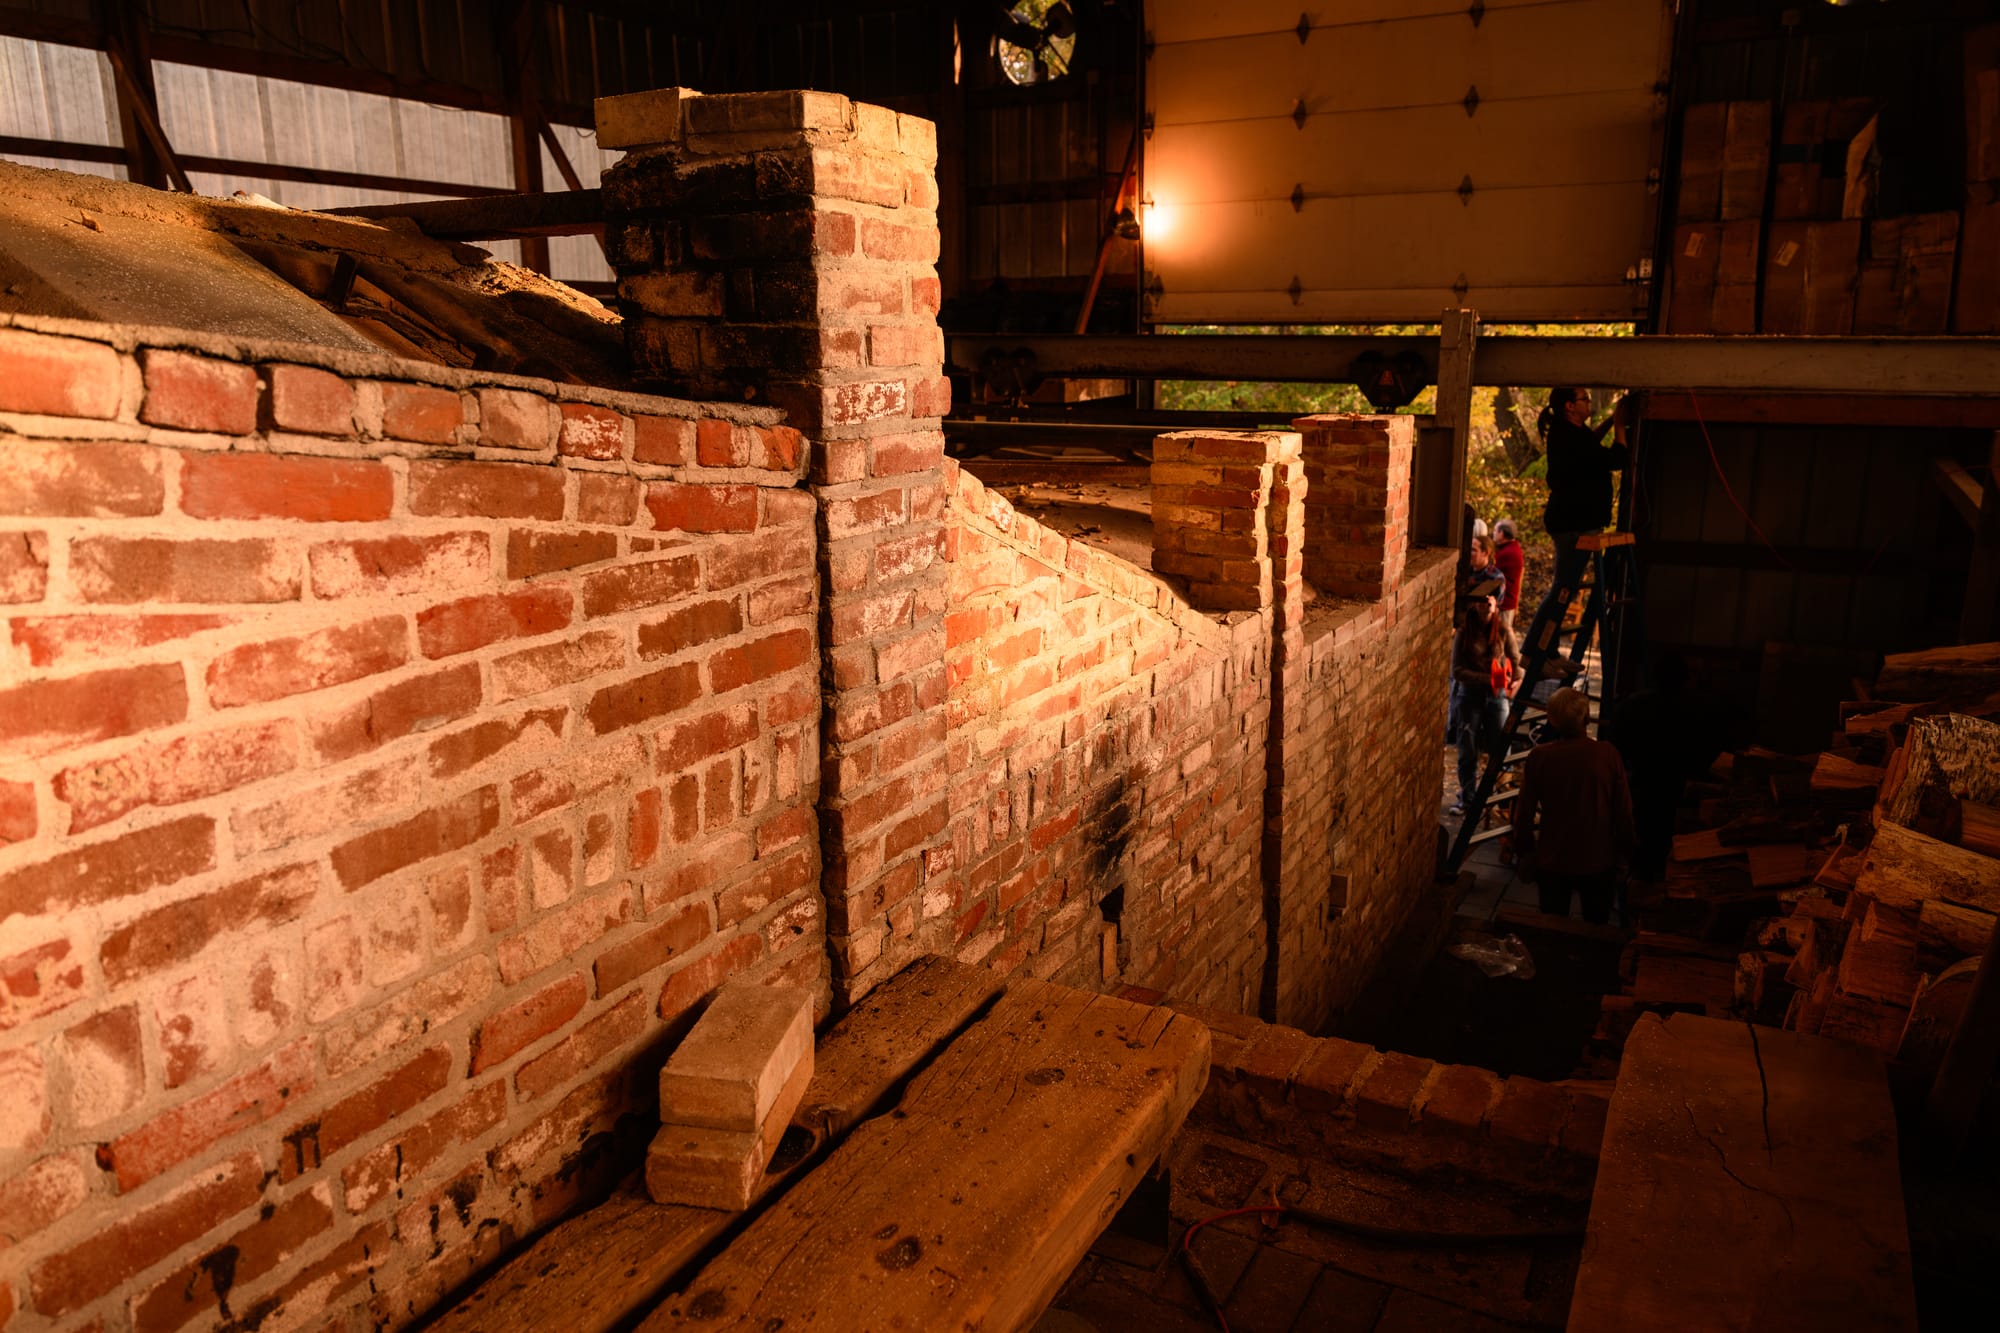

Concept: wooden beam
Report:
left=1643, top=392, right=2000, bottom=430
left=100, top=7, right=186, bottom=193
left=327, top=190, right=604, bottom=239
left=1964, top=432, right=2000, bottom=642
left=1933, top=457, right=1985, bottom=528
left=1437, top=308, right=1477, bottom=544
left=501, top=1, right=552, bottom=274
left=0, top=135, right=126, bottom=166
left=634, top=981, right=1208, bottom=1333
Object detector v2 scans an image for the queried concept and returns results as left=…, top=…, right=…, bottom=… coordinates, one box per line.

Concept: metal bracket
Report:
left=1291, top=98, right=1308, bottom=130
left=1290, top=183, right=1306, bottom=212
left=1296, top=12, right=1311, bottom=43
left=1287, top=275, right=1304, bottom=306
left=1463, top=85, right=1481, bottom=118
left=1457, top=174, right=1476, bottom=205
left=1470, top=0, right=1486, bottom=26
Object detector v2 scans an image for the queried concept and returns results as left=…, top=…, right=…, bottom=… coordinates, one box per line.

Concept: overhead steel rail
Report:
left=946, top=334, right=2000, bottom=397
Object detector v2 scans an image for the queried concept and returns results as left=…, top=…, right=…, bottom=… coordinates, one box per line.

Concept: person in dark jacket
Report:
left=1449, top=592, right=1519, bottom=815
left=1536, top=387, right=1629, bottom=610
left=1492, top=519, right=1525, bottom=646
left=1513, top=687, right=1635, bottom=925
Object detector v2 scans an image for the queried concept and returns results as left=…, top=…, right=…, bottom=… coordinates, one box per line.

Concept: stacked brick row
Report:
left=1295, top=414, right=1413, bottom=603
left=599, top=87, right=952, bottom=1003
left=938, top=463, right=1269, bottom=1013
left=0, top=320, right=822, bottom=1332
left=1148, top=997, right=1609, bottom=1199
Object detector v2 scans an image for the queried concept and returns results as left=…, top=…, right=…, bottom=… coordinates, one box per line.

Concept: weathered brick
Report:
left=324, top=955, right=493, bottom=1079
left=308, top=663, right=484, bottom=762
left=509, top=734, right=647, bottom=822
left=498, top=886, right=635, bottom=984
left=639, top=596, right=743, bottom=660
left=72, top=534, right=300, bottom=605
left=130, top=1180, right=336, bottom=1333
left=658, top=934, right=763, bottom=1023
left=1353, top=1050, right=1432, bottom=1132
left=342, top=1078, right=507, bottom=1212
left=156, top=970, right=230, bottom=1088
left=710, top=628, right=813, bottom=693
left=0, top=440, right=163, bottom=517
left=578, top=471, right=643, bottom=525
left=645, top=483, right=758, bottom=533
left=1, top=937, right=84, bottom=1031
left=8, top=611, right=227, bottom=668
left=593, top=903, right=712, bottom=996
left=0, top=1150, right=90, bottom=1247
left=0, top=814, right=213, bottom=919
left=140, top=349, right=258, bottom=434
left=417, top=585, right=572, bottom=658
left=0, top=660, right=187, bottom=758
left=587, top=660, right=702, bottom=735
left=407, top=459, right=565, bottom=519
left=329, top=786, right=500, bottom=890
left=100, top=862, right=318, bottom=987
left=181, top=452, right=392, bottom=522
left=0, top=327, right=121, bottom=418
left=0, top=779, right=34, bottom=844
left=232, top=755, right=424, bottom=855
left=268, top=363, right=355, bottom=434
left=633, top=414, right=694, bottom=465
left=581, top=554, right=701, bottom=617
left=55, top=718, right=297, bottom=831
left=206, top=615, right=408, bottom=707
left=104, top=1040, right=314, bottom=1190
left=309, top=531, right=491, bottom=599
left=476, top=387, right=552, bottom=450
left=655, top=703, right=759, bottom=775
left=381, top=382, right=462, bottom=443
left=28, top=1152, right=262, bottom=1317
left=1485, top=1076, right=1569, bottom=1151
left=508, top=529, right=619, bottom=579
left=492, top=630, right=626, bottom=703
left=517, top=989, right=648, bottom=1101
left=56, top=1005, right=143, bottom=1129
left=428, top=705, right=567, bottom=779
left=471, top=972, right=588, bottom=1073
left=278, top=1045, right=453, bottom=1182
left=558, top=402, right=626, bottom=460
left=1417, top=1063, right=1503, bottom=1138
left=0, top=530, right=49, bottom=602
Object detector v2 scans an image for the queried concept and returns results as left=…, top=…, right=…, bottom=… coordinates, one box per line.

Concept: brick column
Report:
left=1150, top=431, right=1299, bottom=613
left=600, top=88, right=951, bottom=1005
left=1293, top=414, right=1415, bottom=599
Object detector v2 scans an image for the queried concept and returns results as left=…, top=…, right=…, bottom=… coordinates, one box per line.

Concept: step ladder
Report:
left=1446, top=531, right=1635, bottom=872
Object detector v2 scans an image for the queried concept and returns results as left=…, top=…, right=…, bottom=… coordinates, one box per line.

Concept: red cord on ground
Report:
left=1179, top=1204, right=1287, bottom=1333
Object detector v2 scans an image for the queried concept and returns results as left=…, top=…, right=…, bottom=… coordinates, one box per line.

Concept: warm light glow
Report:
left=1140, top=198, right=1174, bottom=241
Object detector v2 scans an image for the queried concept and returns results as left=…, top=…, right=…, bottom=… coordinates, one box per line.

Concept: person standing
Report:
left=1492, top=518, right=1525, bottom=646
left=1512, top=687, right=1635, bottom=925
left=1536, top=388, right=1628, bottom=617
left=1449, top=592, right=1519, bottom=816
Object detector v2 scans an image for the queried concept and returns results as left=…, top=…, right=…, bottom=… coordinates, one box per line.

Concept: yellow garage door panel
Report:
left=1150, top=0, right=1658, bottom=127
left=1146, top=184, right=1651, bottom=320
left=1152, top=0, right=1555, bottom=47
left=1145, top=0, right=1673, bottom=322
left=1148, top=93, right=1655, bottom=206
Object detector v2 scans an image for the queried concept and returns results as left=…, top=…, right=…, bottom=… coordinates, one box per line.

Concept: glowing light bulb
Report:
left=1140, top=198, right=1173, bottom=241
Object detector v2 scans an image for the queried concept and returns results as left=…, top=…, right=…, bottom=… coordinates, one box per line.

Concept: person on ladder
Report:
left=1533, top=387, right=1630, bottom=637
left=1449, top=591, right=1519, bottom=817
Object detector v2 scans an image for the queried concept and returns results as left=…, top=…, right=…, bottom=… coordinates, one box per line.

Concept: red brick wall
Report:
left=598, top=86, right=952, bottom=1005
left=938, top=463, right=1269, bottom=1012
left=0, top=320, right=822, bottom=1331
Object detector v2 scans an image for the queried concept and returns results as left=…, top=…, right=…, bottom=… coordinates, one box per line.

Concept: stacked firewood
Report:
left=1597, top=643, right=2000, bottom=1080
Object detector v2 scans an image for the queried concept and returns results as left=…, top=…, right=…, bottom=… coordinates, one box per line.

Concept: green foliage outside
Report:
left=1155, top=323, right=1633, bottom=609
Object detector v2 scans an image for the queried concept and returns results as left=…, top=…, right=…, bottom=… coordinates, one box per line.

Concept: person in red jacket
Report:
left=1492, top=518, right=1525, bottom=646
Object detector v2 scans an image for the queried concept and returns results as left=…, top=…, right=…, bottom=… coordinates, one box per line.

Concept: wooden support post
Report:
left=1922, top=914, right=2000, bottom=1159
left=1961, top=432, right=2000, bottom=642
left=101, top=8, right=189, bottom=193
left=1438, top=307, right=1478, bottom=540
left=501, top=1, right=552, bottom=274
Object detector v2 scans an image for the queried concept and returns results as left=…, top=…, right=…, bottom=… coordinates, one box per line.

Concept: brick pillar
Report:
left=600, top=88, right=952, bottom=1004
left=1293, top=414, right=1415, bottom=599
left=1150, top=431, right=1299, bottom=612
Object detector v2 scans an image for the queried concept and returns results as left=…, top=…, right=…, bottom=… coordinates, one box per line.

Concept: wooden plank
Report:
left=639, top=981, right=1209, bottom=1332
left=1917, top=900, right=1996, bottom=968
left=327, top=189, right=606, bottom=239
left=1810, top=751, right=1883, bottom=795
left=1670, top=828, right=1734, bottom=862
left=1748, top=843, right=1814, bottom=889
left=1854, top=820, right=2000, bottom=915
left=427, top=956, right=1003, bottom=1333
left=1568, top=1013, right=1917, bottom=1333
left=1835, top=934, right=1922, bottom=1009
left=1873, top=642, right=2000, bottom=705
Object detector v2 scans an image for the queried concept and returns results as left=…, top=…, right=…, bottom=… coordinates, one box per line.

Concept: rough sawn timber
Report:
left=1854, top=820, right=2000, bottom=915
left=641, top=979, right=1210, bottom=1332
left=425, top=956, right=1004, bottom=1333
left=1567, top=1012, right=1917, bottom=1333
left=1876, top=713, right=2000, bottom=828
